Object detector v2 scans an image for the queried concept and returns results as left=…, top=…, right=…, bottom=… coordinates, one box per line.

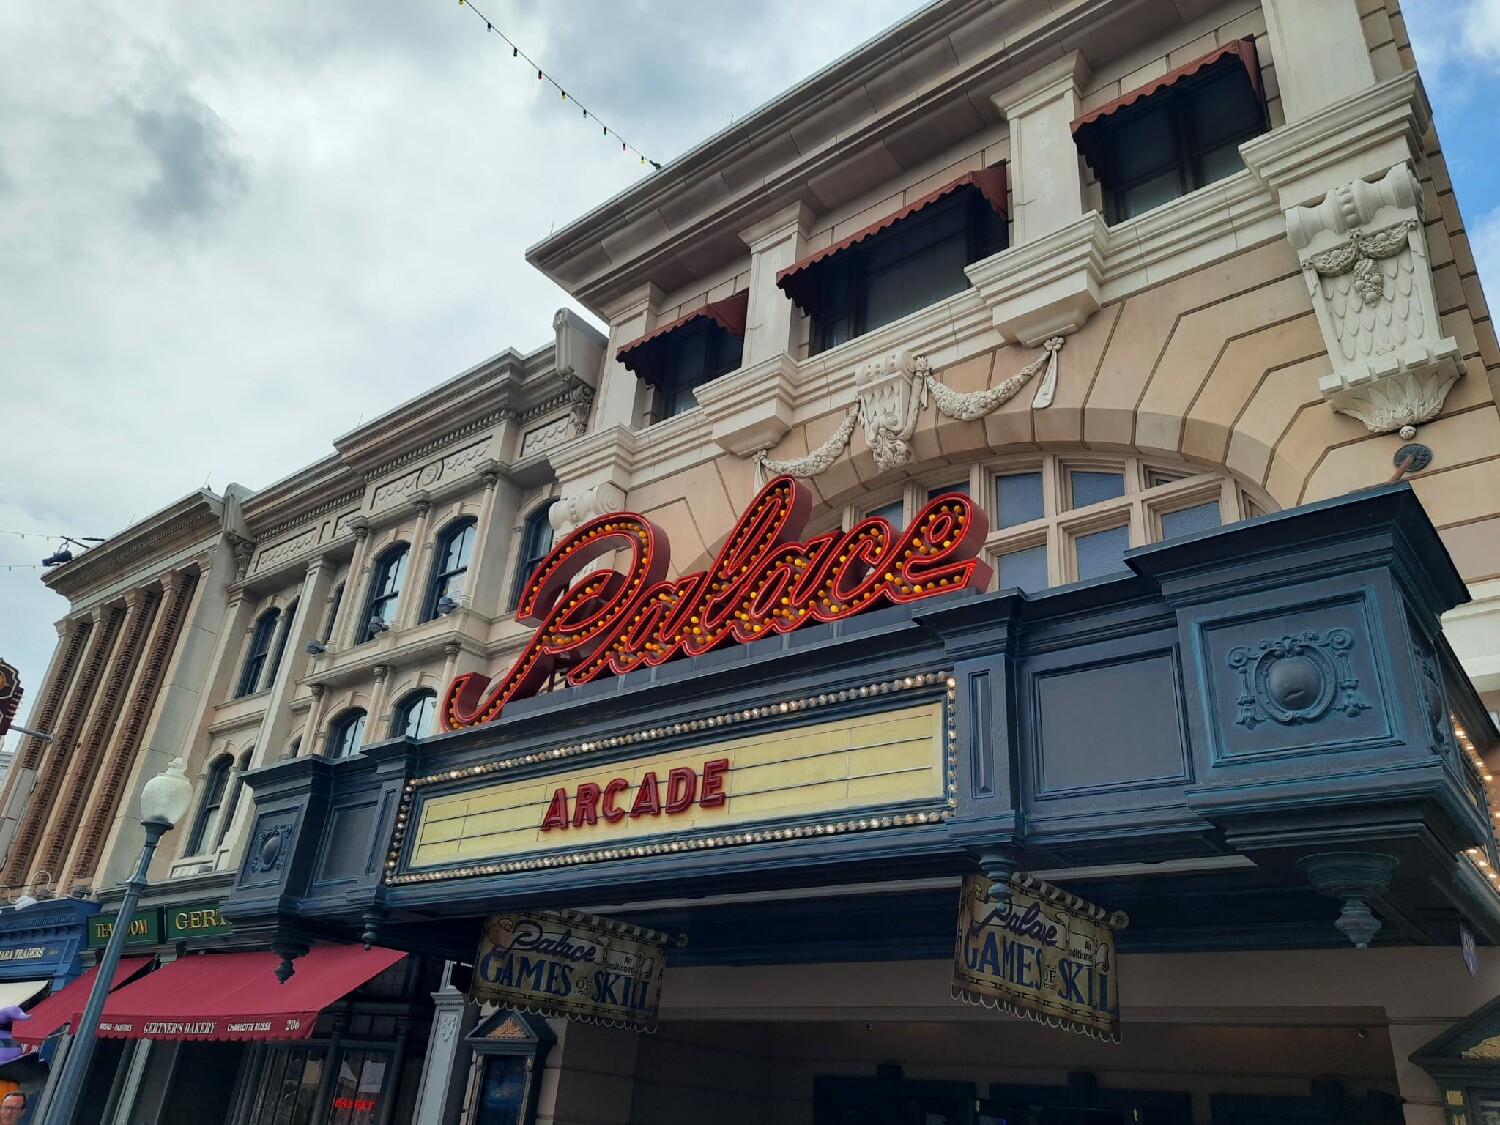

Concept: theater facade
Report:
left=11, top=0, right=1500, bottom=1122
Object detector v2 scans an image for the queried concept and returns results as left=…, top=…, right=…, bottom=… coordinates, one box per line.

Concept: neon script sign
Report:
left=441, top=475, right=990, bottom=731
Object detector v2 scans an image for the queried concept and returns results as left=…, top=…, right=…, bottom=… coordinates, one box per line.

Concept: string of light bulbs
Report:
left=456, top=0, right=662, bottom=170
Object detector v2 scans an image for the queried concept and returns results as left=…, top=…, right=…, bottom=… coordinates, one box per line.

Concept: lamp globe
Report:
left=139, top=757, right=194, bottom=828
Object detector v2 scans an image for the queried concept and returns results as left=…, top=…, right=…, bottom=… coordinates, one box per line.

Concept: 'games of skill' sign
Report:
left=442, top=474, right=990, bottom=731
left=953, top=873, right=1129, bottom=1042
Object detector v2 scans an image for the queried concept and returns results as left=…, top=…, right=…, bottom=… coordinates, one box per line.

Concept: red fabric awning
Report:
left=13, top=957, right=155, bottom=1045
left=776, top=167, right=1009, bottom=315
left=616, top=290, right=749, bottom=380
left=73, top=946, right=406, bottom=1042
left=1071, top=38, right=1262, bottom=164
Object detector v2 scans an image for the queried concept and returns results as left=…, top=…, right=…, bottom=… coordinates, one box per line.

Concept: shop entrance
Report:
left=609, top=1019, right=1405, bottom=1125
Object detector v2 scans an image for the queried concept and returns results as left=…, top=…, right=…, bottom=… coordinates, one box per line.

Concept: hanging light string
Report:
left=457, top=0, right=662, bottom=170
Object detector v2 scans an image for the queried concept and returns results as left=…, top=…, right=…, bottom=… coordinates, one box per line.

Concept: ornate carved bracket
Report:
left=1301, top=852, right=1398, bottom=948
left=549, top=481, right=626, bottom=536
left=1286, top=164, right=1463, bottom=435
left=754, top=339, right=1063, bottom=483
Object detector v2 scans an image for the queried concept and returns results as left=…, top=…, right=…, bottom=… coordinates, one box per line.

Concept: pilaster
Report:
left=63, top=569, right=198, bottom=888
left=332, top=517, right=373, bottom=651
left=369, top=665, right=392, bottom=739
left=410, top=982, right=477, bottom=1125
left=992, top=52, right=1089, bottom=247
left=460, top=462, right=506, bottom=619
left=593, top=282, right=663, bottom=433
left=40, top=588, right=157, bottom=887
left=1260, top=0, right=1378, bottom=124
left=249, top=558, right=333, bottom=767
left=396, top=491, right=436, bottom=629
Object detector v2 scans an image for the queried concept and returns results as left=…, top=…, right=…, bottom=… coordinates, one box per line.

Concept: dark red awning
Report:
left=13, top=957, right=155, bottom=1045
left=1071, top=37, right=1262, bottom=164
left=776, top=167, right=1009, bottom=316
left=70, top=946, right=405, bottom=1042
left=616, top=290, right=749, bottom=381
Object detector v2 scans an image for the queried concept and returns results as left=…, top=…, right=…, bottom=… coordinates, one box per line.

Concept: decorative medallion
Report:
left=1227, top=628, right=1369, bottom=729
left=251, top=823, right=294, bottom=874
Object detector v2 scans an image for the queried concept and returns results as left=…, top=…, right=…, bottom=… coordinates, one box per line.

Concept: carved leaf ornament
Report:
left=755, top=337, right=1064, bottom=482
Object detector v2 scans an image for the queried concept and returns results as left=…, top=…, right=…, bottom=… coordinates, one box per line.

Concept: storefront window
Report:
left=250, top=1047, right=323, bottom=1124
left=327, top=1051, right=386, bottom=1125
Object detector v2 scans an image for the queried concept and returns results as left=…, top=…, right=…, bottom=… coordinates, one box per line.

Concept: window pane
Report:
left=1199, top=140, right=1246, bottom=186
left=1118, top=170, right=1183, bottom=219
left=867, top=500, right=904, bottom=525
left=1111, top=108, right=1177, bottom=182
left=1160, top=500, right=1222, bottom=540
left=864, top=235, right=970, bottom=331
left=1070, top=470, right=1125, bottom=508
left=398, top=693, right=436, bottom=739
left=1075, top=524, right=1131, bottom=580
left=995, top=472, right=1044, bottom=527
left=927, top=482, right=969, bottom=501
left=1191, top=72, right=1262, bottom=145
left=997, top=545, right=1048, bottom=593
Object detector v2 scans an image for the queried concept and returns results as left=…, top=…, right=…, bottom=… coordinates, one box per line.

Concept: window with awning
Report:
left=776, top=167, right=1009, bottom=355
left=616, top=290, right=748, bottom=422
left=1071, top=38, right=1266, bottom=223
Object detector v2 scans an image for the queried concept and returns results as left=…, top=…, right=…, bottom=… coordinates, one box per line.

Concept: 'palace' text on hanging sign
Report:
left=441, top=475, right=989, bottom=731
left=953, top=874, right=1128, bottom=1042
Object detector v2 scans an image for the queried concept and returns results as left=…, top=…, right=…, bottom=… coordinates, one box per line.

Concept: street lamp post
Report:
left=40, top=758, right=193, bottom=1125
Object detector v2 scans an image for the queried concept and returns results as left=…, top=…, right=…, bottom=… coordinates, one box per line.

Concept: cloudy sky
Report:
left=0, top=0, right=1495, bottom=741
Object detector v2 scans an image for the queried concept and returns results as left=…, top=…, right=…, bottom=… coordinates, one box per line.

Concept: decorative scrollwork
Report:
left=1227, top=628, right=1370, bottom=729
left=752, top=338, right=1064, bottom=483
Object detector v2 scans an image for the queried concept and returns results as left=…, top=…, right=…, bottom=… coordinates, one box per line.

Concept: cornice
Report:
left=43, top=491, right=222, bottom=602
left=525, top=0, right=1132, bottom=315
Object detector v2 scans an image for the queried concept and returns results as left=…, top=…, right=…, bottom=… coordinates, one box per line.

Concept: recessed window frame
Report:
left=804, top=186, right=1009, bottom=356
left=185, top=753, right=234, bottom=856
left=509, top=501, right=557, bottom=613
left=1076, top=45, right=1268, bottom=225
left=392, top=690, right=438, bottom=740
left=236, top=609, right=281, bottom=698
left=359, top=545, right=409, bottom=644
left=422, top=518, right=478, bottom=623
left=327, top=709, right=368, bottom=759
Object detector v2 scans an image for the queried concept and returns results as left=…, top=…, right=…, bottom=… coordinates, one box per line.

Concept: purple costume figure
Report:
left=0, top=1005, right=30, bottom=1064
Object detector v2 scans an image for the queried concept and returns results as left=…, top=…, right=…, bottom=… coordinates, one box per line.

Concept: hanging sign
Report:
left=0, top=661, right=21, bottom=738
left=470, top=909, right=668, bottom=1033
left=952, top=873, right=1128, bottom=1042
left=441, top=474, right=989, bottom=731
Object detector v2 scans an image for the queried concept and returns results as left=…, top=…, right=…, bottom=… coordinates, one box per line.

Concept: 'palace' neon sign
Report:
left=440, top=475, right=990, bottom=731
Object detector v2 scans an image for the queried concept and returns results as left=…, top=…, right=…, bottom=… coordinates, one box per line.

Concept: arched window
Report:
left=422, top=519, right=477, bottom=622
left=213, top=750, right=254, bottom=851
left=236, top=609, right=280, bottom=697
left=263, top=598, right=299, bottom=688
left=287, top=736, right=303, bottom=759
left=185, top=754, right=234, bottom=855
left=508, top=503, right=556, bottom=611
left=360, top=546, right=409, bottom=643
left=327, top=709, right=367, bottom=758
left=392, top=690, right=438, bottom=739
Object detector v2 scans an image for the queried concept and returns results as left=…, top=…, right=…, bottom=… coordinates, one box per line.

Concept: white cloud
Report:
left=0, top=0, right=917, bottom=737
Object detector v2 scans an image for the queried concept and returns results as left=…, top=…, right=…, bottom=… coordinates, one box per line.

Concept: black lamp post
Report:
left=40, top=758, right=193, bottom=1125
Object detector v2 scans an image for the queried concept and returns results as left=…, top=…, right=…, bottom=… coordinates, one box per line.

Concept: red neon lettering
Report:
left=442, top=475, right=989, bottom=731
left=537, top=759, right=734, bottom=830
left=540, top=788, right=569, bottom=832
left=664, top=767, right=697, bottom=814
left=630, top=772, right=662, bottom=818
left=571, top=782, right=601, bottom=828
left=699, top=758, right=729, bottom=808
left=600, top=778, right=630, bottom=823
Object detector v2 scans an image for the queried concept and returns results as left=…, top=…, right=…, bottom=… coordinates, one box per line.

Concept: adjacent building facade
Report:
left=4, top=0, right=1500, bottom=1123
